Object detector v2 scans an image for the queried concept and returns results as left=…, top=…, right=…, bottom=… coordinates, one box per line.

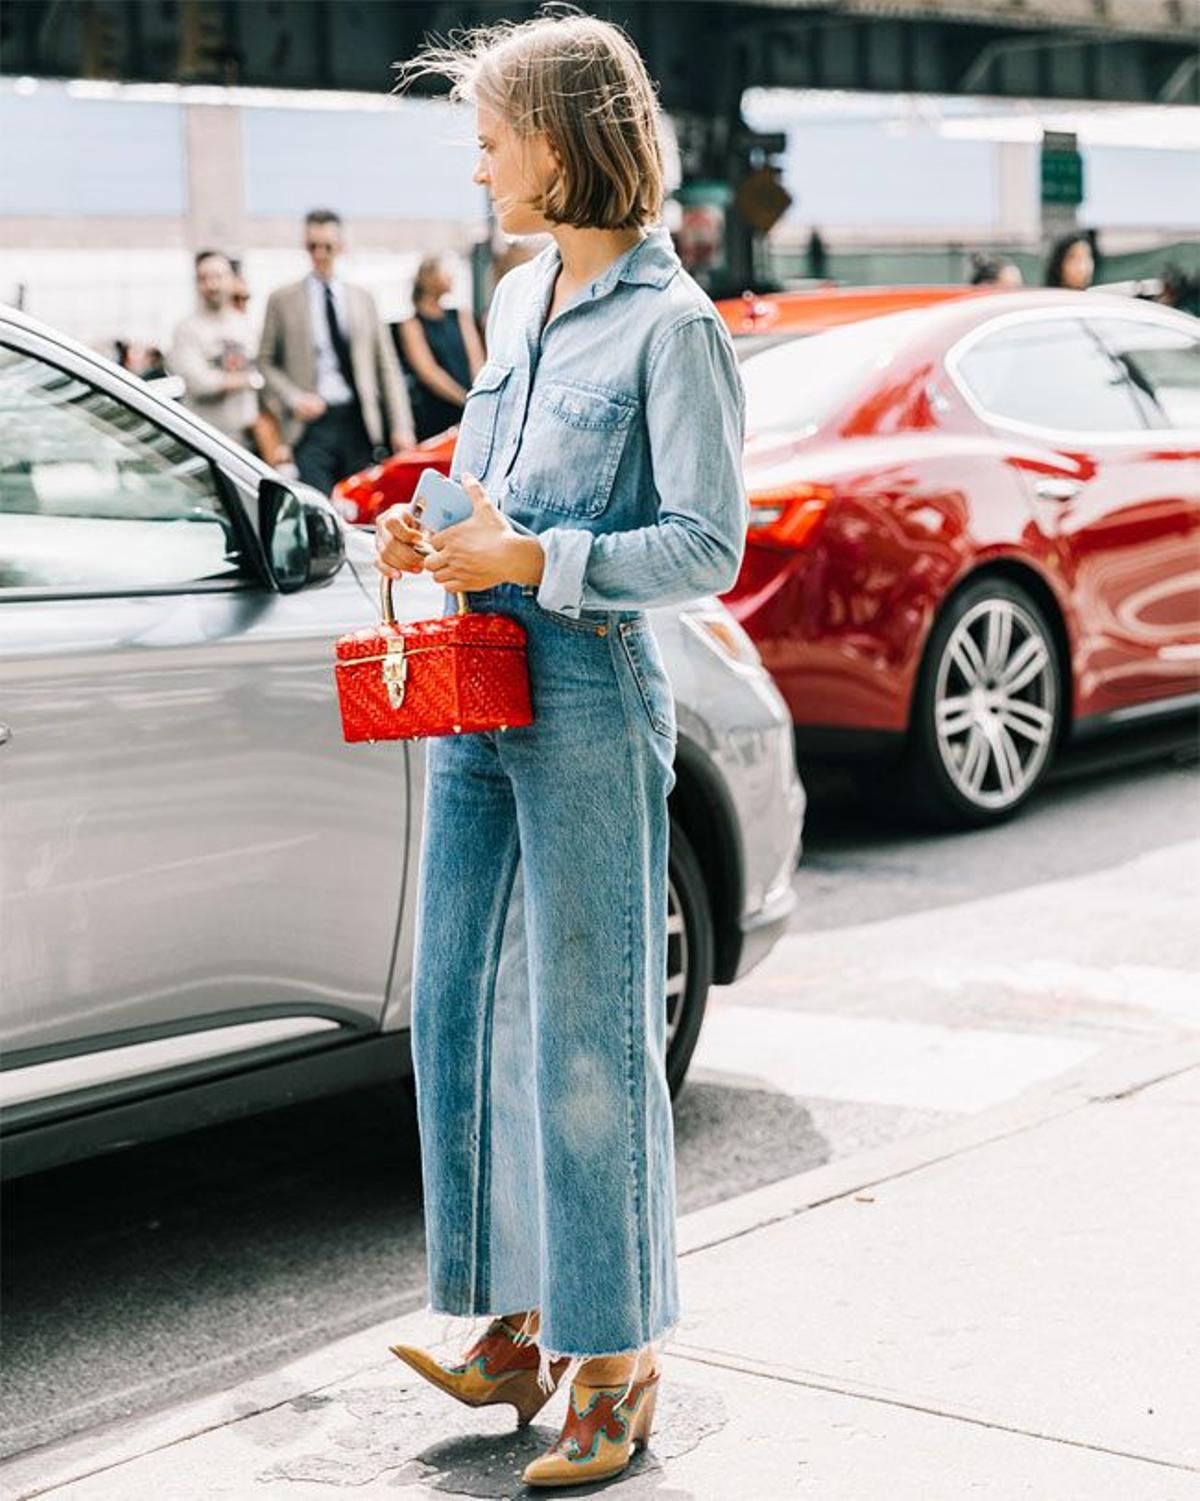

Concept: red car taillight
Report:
left=747, top=482, right=833, bottom=549
left=330, top=486, right=363, bottom=524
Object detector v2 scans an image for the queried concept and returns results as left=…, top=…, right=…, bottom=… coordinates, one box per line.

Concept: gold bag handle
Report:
left=380, top=572, right=468, bottom=625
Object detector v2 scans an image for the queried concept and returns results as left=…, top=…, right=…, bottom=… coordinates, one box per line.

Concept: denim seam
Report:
left=470, top=815, right=521, bottom=1313
left=611, top=631, right=652, bottom=1342
left=623, top=793, right=650, bottom=1342
left=644, top=308, right=717, bottom=388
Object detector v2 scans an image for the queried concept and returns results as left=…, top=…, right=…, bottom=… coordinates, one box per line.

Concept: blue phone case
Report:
left=412, top=469, right=473, bottom=533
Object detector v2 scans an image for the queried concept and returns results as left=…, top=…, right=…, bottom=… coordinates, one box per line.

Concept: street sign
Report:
left=735, top=166, right=793, bottom=234
left=1041, top=130, right=1084, bottom=207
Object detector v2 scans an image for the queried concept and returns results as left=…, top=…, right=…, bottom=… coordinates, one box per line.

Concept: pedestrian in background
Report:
left=257, top=209, right=414, bottom=495
left=221, top=258, right=293, bottom=471
left=1045, top=233, right=1094, bottom=290
left=380, top=10, right=747, bottom=1489
left=1157, top=263, right=1200, bottom=316
left=115, top=340, right=168, bottom=381
left=169, top=250, right=261, bottom=445
left=969, top=253, right=1023, bottom=288
left=394, top=254, right=485, bottom=441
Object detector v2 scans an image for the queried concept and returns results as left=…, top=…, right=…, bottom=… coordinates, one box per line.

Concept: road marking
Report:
left=691, top=1006, right=1099, bottom=1113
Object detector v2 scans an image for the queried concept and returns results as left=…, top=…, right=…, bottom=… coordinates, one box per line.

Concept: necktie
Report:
left=322, top=282, right=358, bottom=396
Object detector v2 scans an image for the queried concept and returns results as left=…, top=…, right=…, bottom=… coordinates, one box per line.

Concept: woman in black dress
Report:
left=395, top=255, right=486, bottom=441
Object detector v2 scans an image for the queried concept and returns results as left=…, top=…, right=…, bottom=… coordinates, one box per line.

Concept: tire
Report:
left=665, top=820, right=714, bottom=1098
left=896, top=577, right=1062, bottom=829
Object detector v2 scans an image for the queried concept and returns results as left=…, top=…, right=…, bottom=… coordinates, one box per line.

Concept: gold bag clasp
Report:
left=381, top=637, right=408, bottom=708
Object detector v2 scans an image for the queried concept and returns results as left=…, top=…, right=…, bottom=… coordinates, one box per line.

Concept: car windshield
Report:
left=736, top=310, right=931, bottom=437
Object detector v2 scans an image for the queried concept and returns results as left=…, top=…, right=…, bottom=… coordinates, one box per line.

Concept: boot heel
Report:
left=632, top=1380, right=658, bottom=1450
left=506, top=1369, right=554, bottom=1427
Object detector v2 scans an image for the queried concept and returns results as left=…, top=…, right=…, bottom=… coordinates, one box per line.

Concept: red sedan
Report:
left=727, top=290, right=1200, bottom=825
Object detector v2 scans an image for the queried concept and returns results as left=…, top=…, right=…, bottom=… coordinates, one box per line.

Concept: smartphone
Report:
left=411, top=469, right=473, bottom=535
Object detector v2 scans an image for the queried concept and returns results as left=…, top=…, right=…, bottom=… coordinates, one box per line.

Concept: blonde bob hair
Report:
left=395, top=8, right=665, bottom=231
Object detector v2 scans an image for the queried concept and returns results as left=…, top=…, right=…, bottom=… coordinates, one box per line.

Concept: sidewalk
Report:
left=4, top=1032, right=1199, bottom=1500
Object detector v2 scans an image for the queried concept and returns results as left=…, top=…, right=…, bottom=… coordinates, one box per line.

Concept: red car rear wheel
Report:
left=897, top=577, right=1062, bottom=828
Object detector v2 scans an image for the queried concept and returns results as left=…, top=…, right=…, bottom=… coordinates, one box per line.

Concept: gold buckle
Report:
left=381, top=637, right=407, bottom=708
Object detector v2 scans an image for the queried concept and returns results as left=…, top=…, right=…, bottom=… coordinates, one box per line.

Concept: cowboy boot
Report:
left=522, top=1364, right=660, bottom=1486
left=389, top=1316, right=570, bottom=1427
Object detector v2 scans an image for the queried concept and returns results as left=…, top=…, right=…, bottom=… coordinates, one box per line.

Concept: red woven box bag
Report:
left=335, top=577, right=533, bottom=743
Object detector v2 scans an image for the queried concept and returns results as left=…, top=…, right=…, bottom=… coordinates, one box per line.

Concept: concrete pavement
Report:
left=4, top=1031, right=1198, bottom=1500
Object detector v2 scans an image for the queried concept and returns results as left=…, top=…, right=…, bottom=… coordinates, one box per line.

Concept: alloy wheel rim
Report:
left=665, top=871, right=688, bottom=1050
left=933, top=597, right=1057, bottom=811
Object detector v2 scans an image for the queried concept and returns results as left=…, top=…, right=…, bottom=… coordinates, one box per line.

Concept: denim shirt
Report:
left=449, top=225, right=748, bottom=618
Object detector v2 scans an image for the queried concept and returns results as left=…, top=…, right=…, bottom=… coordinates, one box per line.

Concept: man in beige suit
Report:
left=258, top=209, right=414, bottom=494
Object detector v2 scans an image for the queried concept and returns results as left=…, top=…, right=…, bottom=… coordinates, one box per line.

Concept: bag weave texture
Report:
left=335, top=612, right=533, bottom=743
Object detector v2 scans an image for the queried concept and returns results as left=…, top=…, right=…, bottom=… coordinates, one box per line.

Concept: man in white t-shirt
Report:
left=170, top=251, right=262, bottom=445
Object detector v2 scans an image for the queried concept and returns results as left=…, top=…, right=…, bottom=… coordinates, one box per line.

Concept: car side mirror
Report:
left=302, top=489, right=345, bottom=585
left=259, top=477, right=311, bottom=591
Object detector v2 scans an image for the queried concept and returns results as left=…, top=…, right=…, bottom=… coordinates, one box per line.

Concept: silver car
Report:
left=0, top=308, right=804, bottom=1178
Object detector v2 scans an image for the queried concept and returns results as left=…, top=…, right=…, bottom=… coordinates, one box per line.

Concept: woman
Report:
left=377, top=12, right=747, bottom=1487
left=396, top=255, right=485, bottom=440
left=1045, top=232, right=1094, bottom=290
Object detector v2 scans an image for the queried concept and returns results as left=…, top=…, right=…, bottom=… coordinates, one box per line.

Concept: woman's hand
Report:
left=374, top=504, right=427, bottom=579
left=423, top=473, right=544, bottom=594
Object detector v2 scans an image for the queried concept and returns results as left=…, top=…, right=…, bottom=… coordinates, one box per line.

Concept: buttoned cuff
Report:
left=535, top=528, right=594, bottom=618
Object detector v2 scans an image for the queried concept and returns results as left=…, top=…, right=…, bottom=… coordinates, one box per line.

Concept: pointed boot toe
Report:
left=388, top=1341, right=458, bottom=1395
left=389, top=1321, right=568, bottom=1427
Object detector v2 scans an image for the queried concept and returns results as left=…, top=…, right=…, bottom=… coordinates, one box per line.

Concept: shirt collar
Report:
left=536, top=224, right=679, bottom=303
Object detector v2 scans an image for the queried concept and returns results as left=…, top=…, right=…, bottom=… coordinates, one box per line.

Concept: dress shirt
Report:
left=306, top=273, right=356, bottom=407
left=448, top=225, right=747, bottom=619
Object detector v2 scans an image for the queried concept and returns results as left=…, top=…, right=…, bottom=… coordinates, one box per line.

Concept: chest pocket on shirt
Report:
left=453, top=361, right=512, bottom=480
left=512, top=379, right=638, bottom=519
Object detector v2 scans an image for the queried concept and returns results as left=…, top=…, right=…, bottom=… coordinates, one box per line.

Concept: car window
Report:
left=1087, top=318, right=1200, bottom=430
left=737, top=310, right=932, bottom=436
left=954, top=318, right=1148, bottom=434
left=0, top=343, right=245, bottom=593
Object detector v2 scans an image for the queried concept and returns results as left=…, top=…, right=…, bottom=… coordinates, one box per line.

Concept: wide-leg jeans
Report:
left=410, top=583, right=680, bottom=1359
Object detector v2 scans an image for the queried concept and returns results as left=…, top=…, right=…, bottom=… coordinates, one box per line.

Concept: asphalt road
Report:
left=3, top=732, right=1198, bottom=1459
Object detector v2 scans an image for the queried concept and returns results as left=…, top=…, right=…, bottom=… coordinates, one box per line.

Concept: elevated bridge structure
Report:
left=4, top=1, right=1197, bottom=288
left=5, top=1, right=1197, bottom=105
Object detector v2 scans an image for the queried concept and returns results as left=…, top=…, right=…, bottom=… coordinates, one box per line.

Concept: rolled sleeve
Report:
left=540, top=313, right=747, bottom=615
left=535, top=528, right=595, bottom=616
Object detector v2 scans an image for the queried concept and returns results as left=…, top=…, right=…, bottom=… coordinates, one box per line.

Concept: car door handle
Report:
left=0, top=723, right=11, bottom=747
left=1034, top=477, right=1083, bottom=501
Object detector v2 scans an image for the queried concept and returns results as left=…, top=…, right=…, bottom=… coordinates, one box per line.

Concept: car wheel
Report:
left=665, top=820, right=714, bottom=1098
left=899, top=578, right=1061, bottom=828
